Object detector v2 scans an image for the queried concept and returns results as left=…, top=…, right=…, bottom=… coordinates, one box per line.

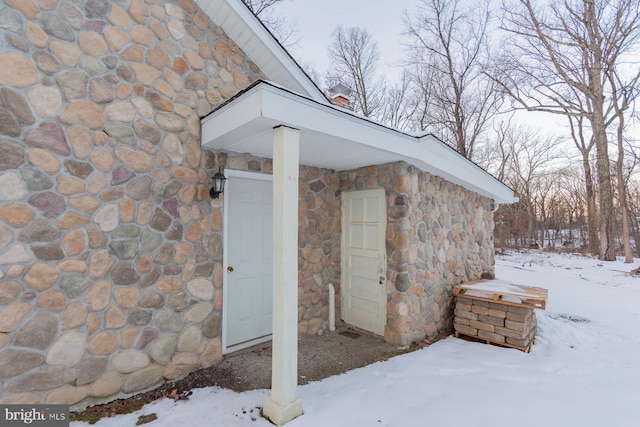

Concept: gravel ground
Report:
left=72, top=325, right=418, bottom=423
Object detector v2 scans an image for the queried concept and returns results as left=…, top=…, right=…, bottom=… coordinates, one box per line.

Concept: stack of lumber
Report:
left=452, top=280, right=547, bottom=353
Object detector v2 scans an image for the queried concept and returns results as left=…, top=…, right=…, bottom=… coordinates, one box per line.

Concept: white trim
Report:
left=221, top=169, right=273, bottom=355
left=340, top=191, right=346, bottom=324
left=224, top=168, right=273, bottom=181
left=225, top=334, right=272, bottom=354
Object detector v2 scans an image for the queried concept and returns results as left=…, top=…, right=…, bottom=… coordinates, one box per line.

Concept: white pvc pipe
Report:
left=329, top=284, right=336, bottom=331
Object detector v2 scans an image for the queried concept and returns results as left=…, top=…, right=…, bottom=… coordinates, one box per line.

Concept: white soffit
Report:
left=201, top=83, right=517, bottom=204
left=194, top=0, right=327, bottom=103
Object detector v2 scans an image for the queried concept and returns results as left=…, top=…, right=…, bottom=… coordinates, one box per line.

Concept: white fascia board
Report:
left=195, top=0, right=327, bottom=103
left=416, top=135, right=516, bottom=203
left=201, top=87, right=264, bottom=145
left=260, top=86, right=412, bottom=151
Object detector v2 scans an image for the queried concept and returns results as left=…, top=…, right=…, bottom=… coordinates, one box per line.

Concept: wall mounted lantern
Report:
left=209, top=168, right=226, bottom=199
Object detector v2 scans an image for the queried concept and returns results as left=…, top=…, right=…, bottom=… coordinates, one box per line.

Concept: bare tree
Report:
left=624, top=141, right=640, bottom=256
left=379, top=70, right=416, bottom=130
left=502, top=126, right=562, bottom=247
left=565, top=112, right=599, bottom=255
left=403, top=0, right=502, bottom=159
left=242, top=0, right=298, bottom=46
left=493, top=0, right=640, bottom=261
left=627, top=176, right=640, bottom=256
left=475, top=117, right=514, bottom=182
left=555, top=167, right=586, bottom=247
left=326, top=25, right=386, bottom=118
left=608, top=69, right=639, bottom=262
left=298, top=59, right=322, bottom=87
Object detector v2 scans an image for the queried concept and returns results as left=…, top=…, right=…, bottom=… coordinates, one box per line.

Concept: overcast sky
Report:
left=279, top=0, right=417, bottom=84
left=276, top=0, right=568, bottom=134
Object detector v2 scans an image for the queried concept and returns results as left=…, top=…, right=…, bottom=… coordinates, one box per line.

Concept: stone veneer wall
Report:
left=0, top=0, right=497, bottom=408
left=0, top=0, right=262, bottom=408
left=296, top=165, right=341, bottom=335
left=341, top=162, right=495, bottom=346
left=202, top=150, right=342, bottom=337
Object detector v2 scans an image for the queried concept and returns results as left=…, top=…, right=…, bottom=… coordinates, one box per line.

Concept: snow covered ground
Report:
left=73, top=251, right=640, bottom=427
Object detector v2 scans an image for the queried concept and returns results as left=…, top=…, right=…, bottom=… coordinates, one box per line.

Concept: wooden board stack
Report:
left=452, top=280, right=547, bottom=353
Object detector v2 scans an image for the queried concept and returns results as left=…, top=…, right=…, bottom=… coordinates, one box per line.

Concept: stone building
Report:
left=0, top=0, right=515, bottom=420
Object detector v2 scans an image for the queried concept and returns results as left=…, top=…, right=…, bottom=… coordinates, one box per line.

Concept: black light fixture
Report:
left=209, top=168, right=226, bottom=199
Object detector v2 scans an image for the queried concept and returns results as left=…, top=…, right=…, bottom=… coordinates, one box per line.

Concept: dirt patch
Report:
left=72, top=325, right=419, bottom=423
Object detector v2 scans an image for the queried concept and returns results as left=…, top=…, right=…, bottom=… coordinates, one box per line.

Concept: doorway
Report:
left=224, top=173, right=273, bottom=351
left=341, top=189, right=387, bottom=335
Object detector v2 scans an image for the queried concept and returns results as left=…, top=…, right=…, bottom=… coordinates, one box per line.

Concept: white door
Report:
left=226, top=177, right=273, bottom=349
left=341, top=189, right=387, bottom=335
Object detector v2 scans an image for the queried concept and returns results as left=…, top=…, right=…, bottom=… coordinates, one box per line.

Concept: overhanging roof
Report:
left=201, top=82, right=517, bottom=204
left=194, top=0, right=327, bottom=102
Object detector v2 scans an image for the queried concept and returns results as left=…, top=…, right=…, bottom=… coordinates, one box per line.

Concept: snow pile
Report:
left=73, top=251, right=640, bottom=427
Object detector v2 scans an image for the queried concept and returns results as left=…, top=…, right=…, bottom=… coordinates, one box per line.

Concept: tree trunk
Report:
left=585, top=0, right=616, bottom=262
left=568, top=211, right=573, bottom=247
left=608, top=67, right=633, bottom=263
left=630, top=206, right=640, bottom=258
left=591, top=108, right=616, bottom=261
left=527, top=202, right=535, bottom=247
left=582, top=156, right=600, bottom=255
left=616, top=132, right=633, bottom=264
left=619, top=194, right=633, bottom=262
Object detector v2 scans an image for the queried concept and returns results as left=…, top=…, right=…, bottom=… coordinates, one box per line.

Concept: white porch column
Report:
left=263, top=125, right=303, bottom=425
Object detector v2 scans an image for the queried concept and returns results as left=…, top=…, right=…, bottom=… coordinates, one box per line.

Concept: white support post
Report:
left=263, top=125, right=303, bottom=425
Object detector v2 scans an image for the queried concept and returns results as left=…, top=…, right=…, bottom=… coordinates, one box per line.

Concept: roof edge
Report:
left=195, top=0, right=328, bottom=103
left=202, top=81, right=517, bottom=204
left=416, top=133, right=517, bottom=199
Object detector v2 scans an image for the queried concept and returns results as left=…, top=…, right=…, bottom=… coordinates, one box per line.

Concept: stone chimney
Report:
left=328, top=83, right=353, bottom=110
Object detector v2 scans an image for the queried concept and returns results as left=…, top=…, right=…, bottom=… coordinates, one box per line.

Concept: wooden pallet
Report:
left=454, top=331, right=533, bottom=353
left=454, top=279, right=548, bottom=310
